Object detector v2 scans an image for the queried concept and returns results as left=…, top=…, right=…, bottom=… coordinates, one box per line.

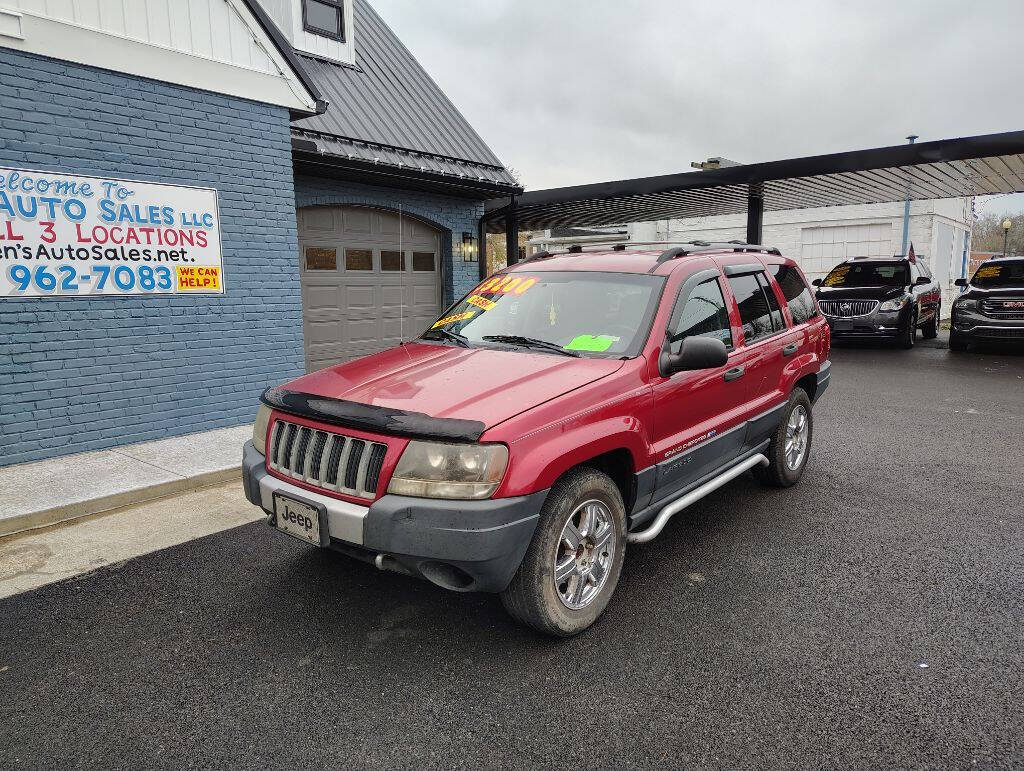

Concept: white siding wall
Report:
left=256, top=0, right=355, bottom=65
left=0, top=0, right=317, bottom=110
left=4, top=0, right=278, bottom=74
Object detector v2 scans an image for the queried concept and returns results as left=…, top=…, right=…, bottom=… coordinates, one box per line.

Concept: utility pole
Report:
left=901, top=135, right=918, bottom=256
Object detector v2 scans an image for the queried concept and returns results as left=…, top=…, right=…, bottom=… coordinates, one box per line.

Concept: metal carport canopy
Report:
left=481, top=129, right=1024, bottom=272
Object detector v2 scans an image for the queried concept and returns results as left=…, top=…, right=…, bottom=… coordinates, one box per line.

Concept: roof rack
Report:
left=515, top=240, right=780, bottom=267
left=654, top=241, right=781, bottom=264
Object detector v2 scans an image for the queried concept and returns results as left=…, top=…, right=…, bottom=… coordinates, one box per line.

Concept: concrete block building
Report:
left=0, top=0, right=518, bottom=467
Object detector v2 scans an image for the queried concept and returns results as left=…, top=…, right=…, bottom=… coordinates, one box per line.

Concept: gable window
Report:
left=303, top=0, right=345, bottom=41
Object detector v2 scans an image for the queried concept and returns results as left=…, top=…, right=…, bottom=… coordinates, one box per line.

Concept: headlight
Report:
left=879, top=297, right=909, bottom=312
left=252, top=404, right=272, bottom=455
left=387, top=441, right=509, bottom=499
left=952, top=297, right=976, bottom=312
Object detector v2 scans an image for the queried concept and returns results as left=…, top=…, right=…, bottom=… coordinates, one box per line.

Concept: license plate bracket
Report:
left=273, top=492, right=329, bottom=547
left=831, top=318, right=853, bottom=331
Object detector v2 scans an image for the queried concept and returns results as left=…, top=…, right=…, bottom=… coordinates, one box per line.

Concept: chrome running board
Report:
left=626, top=453, right=769, bottom=544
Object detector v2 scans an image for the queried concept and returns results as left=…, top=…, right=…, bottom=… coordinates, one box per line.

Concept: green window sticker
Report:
left=564, top=334, right=619, bottom=352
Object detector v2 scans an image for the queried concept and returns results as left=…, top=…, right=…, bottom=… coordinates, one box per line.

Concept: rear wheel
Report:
left=754, top=388, right=813, bottom=488
left=501, top=467, right=626, bottom=637
left=921, top=307, right=939, bottom=339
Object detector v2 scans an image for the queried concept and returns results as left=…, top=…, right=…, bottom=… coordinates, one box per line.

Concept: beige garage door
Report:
left=297, top=206, right=443, bottom=372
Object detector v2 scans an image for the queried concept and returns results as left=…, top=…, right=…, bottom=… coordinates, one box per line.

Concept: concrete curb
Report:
left=0, top=466, right=241, bottom=538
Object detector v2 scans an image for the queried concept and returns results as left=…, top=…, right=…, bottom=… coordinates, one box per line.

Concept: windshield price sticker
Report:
left=466, top=294, right=496, bottom=311
left=823, top=265, right=850, bottom=286
left=432, top=310, right=475, bottom=328
left=476, top=275, right=538, bottom=295
left=976, top=266, right=1001, bottom=278
left=0, top=166, right=223, bottom=298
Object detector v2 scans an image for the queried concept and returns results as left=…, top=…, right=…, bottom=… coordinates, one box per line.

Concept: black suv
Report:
left=949, top=257, right=1024, bottom=351
left=812, top=257, right=941, bottom=348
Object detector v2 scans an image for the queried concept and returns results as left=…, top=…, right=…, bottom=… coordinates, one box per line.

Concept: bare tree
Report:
left=974, top=213, right=1024, bottom=255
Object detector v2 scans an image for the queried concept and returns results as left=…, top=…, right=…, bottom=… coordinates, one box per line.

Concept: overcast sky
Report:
left=372, top=0, right=1024, bottom=215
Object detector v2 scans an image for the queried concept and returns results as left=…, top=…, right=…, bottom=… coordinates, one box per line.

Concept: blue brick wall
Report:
left=0, top=49, right=304, bottom=466
left=294, top=176, right=484, bottom=305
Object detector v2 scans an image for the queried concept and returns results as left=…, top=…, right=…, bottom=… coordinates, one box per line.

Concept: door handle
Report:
left=782, top=343, right=799, bottom=357
left=723, top=366, right=745, bottom=382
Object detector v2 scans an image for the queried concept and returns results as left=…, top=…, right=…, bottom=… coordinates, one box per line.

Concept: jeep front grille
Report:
left=268, top=420, right=388, bottom=499
left=980, top=297, right=1024, bottom=319
left=818, top=299, right=879, bottom=317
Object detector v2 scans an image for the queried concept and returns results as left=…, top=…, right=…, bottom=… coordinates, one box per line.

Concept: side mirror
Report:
left=954, top=278, right=967, bottom=287
left=914, top=276, right=931, bottom=286
left=660, top=336, right=729, bottom=377
left=811, top=278, right=822, bottom=286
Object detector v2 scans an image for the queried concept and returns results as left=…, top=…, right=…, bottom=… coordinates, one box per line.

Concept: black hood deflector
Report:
left=260, top=388, right=486, bottom=443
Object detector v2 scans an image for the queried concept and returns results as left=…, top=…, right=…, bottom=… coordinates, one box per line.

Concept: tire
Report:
left=754, top=388, right=813, bottom=488
left=948, top=331, right=968, bottom=352
left=501, top=467, right=626, bottom=637
left=921, top=307, right=939, bottom=339
left=900, top=310, right=917, bottom=349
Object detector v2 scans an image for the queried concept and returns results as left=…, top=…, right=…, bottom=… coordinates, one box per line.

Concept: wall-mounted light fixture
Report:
left=462, top=232, right=478, bottom=262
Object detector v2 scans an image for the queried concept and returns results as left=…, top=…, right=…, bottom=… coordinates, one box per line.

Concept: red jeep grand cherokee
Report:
left=242, top=242, right=831, bottom=636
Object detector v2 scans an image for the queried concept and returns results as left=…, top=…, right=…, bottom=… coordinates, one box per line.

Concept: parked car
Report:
left=950, top=257, right=1024, bottom=350
left=811, top=256, right=940, bottom=348
left=242, top=242, right=831, bottom=636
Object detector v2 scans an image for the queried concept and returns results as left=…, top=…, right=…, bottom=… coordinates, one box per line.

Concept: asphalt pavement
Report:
left=2, top=334, right=1023, bottom=769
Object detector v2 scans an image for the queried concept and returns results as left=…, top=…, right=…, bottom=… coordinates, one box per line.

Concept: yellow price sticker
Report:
left=432, top=310, right=475, bottom=328
left=466, top=294, right=496, bottom=311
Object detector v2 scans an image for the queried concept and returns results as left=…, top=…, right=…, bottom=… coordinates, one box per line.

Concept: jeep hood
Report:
left=277, top=342, right=625, bottom=433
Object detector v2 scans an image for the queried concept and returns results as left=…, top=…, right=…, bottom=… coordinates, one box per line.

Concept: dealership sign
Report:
left=0, top=167, right=223, bottom=297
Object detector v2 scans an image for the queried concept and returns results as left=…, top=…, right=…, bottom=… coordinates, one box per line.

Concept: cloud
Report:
left=371, top=0, right=1024, bottom=212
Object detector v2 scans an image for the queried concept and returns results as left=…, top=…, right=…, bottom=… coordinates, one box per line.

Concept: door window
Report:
left=666, top=278, right=733, bottom=355
left=726, top=273, right=777, bottom=344
left=771, top=265, right=818, bottom=325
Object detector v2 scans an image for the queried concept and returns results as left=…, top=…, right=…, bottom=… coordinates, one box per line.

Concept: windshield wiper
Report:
left=423, top=328, right=470, bottom=347
left=481, top=334, right=581, bottom=357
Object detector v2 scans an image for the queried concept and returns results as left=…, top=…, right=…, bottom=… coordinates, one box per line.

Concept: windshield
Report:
left=421, top=271, right=665, bottom=357
left=971, top=260, right=1024, bottom=288
left=822, top=262, right=909, bottom=288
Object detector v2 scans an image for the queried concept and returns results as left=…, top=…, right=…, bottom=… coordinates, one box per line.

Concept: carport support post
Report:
left=746, top=185, right=764, bottom=244
left=505, top=195, right=519, bottom=266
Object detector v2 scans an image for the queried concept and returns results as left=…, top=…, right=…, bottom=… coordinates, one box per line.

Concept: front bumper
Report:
left=824, top=308, right=907, bottom=338
left=950, top=309, right=1024, bottom=341
left=242, top=441, right=544, bottom=593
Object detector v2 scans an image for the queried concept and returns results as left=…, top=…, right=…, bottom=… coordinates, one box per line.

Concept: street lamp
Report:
left=1002, top=218, right=1012, bottom=257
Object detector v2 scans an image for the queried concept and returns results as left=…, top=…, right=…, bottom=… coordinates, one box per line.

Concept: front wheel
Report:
left=948, top=331, right=968, bottom=352
left=754, top=388, right=813, bottom=488
left=501, top=467, right=626, bottom=636
left=900, top=310, right=918, bottom=349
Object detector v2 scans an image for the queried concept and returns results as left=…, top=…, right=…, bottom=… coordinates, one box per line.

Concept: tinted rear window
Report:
left=773, top=265, right=819, bottom=324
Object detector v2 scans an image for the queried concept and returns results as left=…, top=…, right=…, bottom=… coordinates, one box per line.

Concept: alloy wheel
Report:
left=784, top=405, right=809, bottom=471
left=554, top=499, right=616, bottom=610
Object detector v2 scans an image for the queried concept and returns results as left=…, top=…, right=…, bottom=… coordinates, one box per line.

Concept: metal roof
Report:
left=291, top=0, right=519, bottom=191
left=482, top=130, right=1024, bottom=232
